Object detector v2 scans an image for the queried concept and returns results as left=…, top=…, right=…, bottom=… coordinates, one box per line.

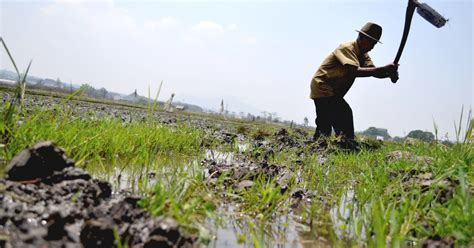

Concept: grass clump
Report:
left=139, top=164, right=217, bottom=243
left=1, top=107, right=205, bottom=166
left=250, top=128, right=271, bottom=141
left=298, top=139, right=473, bottom=246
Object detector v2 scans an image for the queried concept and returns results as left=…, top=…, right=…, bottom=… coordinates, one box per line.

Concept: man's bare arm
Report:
left=346, top=64, right=398, bottom=79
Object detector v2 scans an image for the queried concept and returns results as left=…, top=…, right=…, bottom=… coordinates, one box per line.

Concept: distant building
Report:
left=0, top=79, right=15, bottom=85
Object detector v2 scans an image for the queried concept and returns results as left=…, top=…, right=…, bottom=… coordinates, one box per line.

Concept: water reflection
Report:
left=330, top=189, right=359, bottom=242
left=86, top=155, right=202, bottom=193
left=205, top=143, right=248, bottom=165
left=83, top=150, right=336, bottom=247
left=209, top=209, right=306, bottom=248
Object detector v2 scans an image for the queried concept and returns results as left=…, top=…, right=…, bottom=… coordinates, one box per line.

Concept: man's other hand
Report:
left=390, top=71, right=399, bottom=83
left=386, top=63, right=399, bottom=83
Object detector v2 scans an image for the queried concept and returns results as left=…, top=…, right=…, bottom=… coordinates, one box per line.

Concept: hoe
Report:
left=392, top=0, right=448, bottom=83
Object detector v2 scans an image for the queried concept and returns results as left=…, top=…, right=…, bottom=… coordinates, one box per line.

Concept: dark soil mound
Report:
left=0, top=141, right=197, bottom=247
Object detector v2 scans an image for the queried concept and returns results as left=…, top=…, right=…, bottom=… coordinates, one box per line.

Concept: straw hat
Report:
left=356, top=22, right=382, bottom=44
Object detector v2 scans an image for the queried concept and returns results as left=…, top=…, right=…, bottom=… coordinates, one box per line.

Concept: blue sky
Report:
left=1, top=0, right=472, bottom=139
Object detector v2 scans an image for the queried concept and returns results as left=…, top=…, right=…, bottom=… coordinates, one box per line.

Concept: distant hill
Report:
left=0, top=69, right=68, bottom=87
left=0, top=69, right=202, bottom=112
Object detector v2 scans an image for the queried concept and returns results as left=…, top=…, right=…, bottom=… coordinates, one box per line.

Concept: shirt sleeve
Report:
left=363, top=53, right=375, bottom=67
left=333, top=45, right=359, bottom=68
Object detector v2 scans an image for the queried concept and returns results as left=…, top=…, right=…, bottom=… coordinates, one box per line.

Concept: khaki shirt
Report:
left=310, top=41, right=374, bottom=99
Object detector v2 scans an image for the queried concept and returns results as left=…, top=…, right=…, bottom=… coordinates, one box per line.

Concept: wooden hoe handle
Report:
left=392, top=0, right=418, bottom=83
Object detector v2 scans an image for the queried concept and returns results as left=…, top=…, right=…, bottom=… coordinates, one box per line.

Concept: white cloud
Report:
left=183, top=20, right=228, bottom=47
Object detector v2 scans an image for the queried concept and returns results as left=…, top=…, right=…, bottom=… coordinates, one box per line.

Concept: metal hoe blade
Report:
left=416, top=2, right=447, bottom=28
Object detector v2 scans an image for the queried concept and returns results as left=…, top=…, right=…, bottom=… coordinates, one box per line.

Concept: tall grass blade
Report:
left=18, top=59, right=33, bottom=109
left=464, top=109, right=473, bottom=143
left=0, top=37, right=20, bottom=77
left=432, top=118, right=439, bottom=141
left=152, top=80, right=163, bottom=112
left=455, top=105, right=464, bottom=142
left=147, top=85, right=151, bottom=114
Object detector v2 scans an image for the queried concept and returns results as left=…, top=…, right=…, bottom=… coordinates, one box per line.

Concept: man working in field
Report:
left=310, top=22, right=398, bottom=149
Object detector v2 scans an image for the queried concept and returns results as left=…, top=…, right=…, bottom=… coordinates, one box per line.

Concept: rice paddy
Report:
left=1, top=90, right=472, bottom=247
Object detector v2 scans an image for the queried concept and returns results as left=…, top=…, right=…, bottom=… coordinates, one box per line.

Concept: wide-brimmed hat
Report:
left=356, top=22, right=382, bottom=44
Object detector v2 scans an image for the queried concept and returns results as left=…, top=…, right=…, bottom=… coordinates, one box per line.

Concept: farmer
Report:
left=310, top=22, right=398, bottom=148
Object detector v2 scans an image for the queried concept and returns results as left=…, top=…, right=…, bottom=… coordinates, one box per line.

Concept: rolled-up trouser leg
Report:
left=332, top=98, right=354, bottom=140
left=313, top=98, right=333, bottom=140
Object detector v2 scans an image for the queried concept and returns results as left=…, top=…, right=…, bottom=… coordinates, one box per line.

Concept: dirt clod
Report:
left=1, top=141, right=197, bottom=247
left=6, top=141, right=74, bottom=181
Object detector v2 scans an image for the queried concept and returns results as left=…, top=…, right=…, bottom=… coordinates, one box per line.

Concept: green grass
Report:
left=1, top=106, right=205, bottom=166
left=297, top=141, right=473, bottom=246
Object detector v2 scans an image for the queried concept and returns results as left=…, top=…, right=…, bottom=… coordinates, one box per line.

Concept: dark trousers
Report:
left=313, top=96, right=354, bottom=140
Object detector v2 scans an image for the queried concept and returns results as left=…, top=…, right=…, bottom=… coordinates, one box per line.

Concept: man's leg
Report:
left=313, top=97, right=333, bottom=141
left=332, top=98, right=355, bottom=140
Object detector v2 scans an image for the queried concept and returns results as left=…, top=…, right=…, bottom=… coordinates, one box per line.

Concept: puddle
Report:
left=86, top=155, right=202, bottom=193
left=205, top=143, right=248, bottom=165
left=109, top=167, right=156, bottom=194
left=206, top=150, right=235, bottom=165
left=330, top=189, right=359, bottom=241
left=208, top=207, right=314, bottom=248
left=237, top=143, right=249, bottom=152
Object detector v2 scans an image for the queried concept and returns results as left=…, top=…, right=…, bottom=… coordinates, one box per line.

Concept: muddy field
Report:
left=1, top=91, right=472, bottom=247
left=0, top=92, right=318, bottom=247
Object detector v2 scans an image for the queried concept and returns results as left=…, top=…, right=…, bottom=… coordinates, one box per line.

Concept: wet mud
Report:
left=0, top=141, right=197, bottom=248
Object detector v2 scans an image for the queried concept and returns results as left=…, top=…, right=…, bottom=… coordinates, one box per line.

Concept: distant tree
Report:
left=362, top=127, right=391, bottom=140
left=247, top=113, right=255, bottom=121
left=55, top=78, right=62, bottom=88
left=98, top=87, right=108, bottom=98
left=303, top=117, right=309, bottom=127
left=393, top=136, right=404, bottom=142
left=266, top=112, right=273, bottom=122
left=80, top=84, right=96, bottom=97
left=406, top=130, right=435, bottom=142
left=220, top=100, right=224, bottom=115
